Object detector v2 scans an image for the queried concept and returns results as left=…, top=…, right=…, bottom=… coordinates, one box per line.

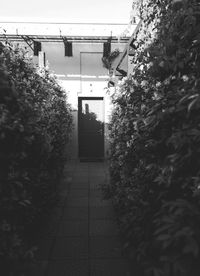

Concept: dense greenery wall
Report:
left=109, top=0, right=200, bottom=275
left=0, top=41, right=72, bottom=272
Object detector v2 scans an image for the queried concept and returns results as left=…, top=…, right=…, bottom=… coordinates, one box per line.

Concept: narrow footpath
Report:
left=31, top=161, right=131, bottom=276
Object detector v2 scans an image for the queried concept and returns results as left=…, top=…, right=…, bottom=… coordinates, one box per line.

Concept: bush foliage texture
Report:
left=109, top=0, right=200, bottom=275
left=0, top=41, right=72, bottom=272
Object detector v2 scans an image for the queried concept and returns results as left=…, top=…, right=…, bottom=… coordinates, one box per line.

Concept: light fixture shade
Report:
left=64, top=41, right=73, bottom=57
left=33, top=41, right=41, bottom=56
left=116, top=67, right=127, bottom=77
left=103, top=41, right=111, bottom=58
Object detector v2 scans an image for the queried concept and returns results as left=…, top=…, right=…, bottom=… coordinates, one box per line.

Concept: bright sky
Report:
left=0, top=0, right=133, bottom=23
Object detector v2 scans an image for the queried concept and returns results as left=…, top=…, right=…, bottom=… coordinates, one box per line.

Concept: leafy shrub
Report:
left=0, top=41, right=72, bottom=273
left=109, top=0, right=200, bottom=275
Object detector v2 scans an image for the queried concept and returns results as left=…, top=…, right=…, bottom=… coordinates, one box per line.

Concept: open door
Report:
left=78, top=97, right=104, bottom=161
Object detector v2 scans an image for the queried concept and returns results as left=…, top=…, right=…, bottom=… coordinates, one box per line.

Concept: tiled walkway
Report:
left=31, top=161, right=130, bottom=276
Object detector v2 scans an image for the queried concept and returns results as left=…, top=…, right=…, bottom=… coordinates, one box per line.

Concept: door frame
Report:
left=78, top=96, right=105, bottom=161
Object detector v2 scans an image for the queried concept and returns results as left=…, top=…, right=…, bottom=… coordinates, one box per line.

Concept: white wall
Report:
left=32, top=41, right=126, bottom=159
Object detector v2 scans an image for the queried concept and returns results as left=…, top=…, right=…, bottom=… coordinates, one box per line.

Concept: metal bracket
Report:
left=62, top=36, right=73, bottom=57
left=21, top=35, right=34, bottom=51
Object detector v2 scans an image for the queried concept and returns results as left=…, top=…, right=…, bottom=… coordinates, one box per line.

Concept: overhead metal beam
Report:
left=0, top=34, right=129, bottom=44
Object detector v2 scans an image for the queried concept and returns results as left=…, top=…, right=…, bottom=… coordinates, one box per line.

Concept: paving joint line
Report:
left=87, top=162, right=91, bottom=276
left=43, top=160, right=77, bottom=276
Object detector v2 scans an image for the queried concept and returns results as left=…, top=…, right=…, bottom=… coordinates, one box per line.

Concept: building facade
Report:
left=0, top=22, right=137, bottom=160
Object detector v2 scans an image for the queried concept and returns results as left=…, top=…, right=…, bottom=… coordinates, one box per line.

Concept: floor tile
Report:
left=71, top=182, right=88, bottom=189
left=63, top=207, right=89, bottom=220
left=58, top=220, right=88, bottom=236
left=29, top=161, right=130, bottom=275
left=51, top=237, right=88, bottom=259
left=89, top=182, right=104, bottom=190
left=73, top=174, right=89, bottom=179
left=69, top=188, right=88, bottom=197
left=89, top=219, right=118, bottom=236
left=67, top=197, right=88, bottom=207
left=90, top=197, right=112, bottom=207
left=28, top=261, right=48, bottom=276
left=89, top=237, right=123, bottom=258
left=90, top=258, right=131, bottom=276
left=89, top=189, right=103, bottom=198
left=90, top=206, right=115, bottom=220
left=47, top=259, right=89, bottom=276
left=89, top=177, right=106, bottom=184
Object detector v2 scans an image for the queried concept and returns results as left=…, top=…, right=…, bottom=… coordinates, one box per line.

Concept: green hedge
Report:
left=109, top=0, right=200, bottom=275
left=0, top=41, right=72, bottom=272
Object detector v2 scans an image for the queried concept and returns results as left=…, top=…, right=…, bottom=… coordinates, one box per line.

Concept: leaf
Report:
left=154, top=225, right=171, bottom=235
left=156, top=234, right=171, bottom=241
left=183, top=238, right=199, bottom=257
left=188, top=97, right=199, bottom=112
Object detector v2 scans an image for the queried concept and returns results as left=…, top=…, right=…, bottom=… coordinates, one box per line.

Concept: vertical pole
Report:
left=38, top=51, right=46, bottom=68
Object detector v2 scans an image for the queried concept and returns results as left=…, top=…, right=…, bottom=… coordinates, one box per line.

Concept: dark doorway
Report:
left=78, top=97, right=104, bottom=161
